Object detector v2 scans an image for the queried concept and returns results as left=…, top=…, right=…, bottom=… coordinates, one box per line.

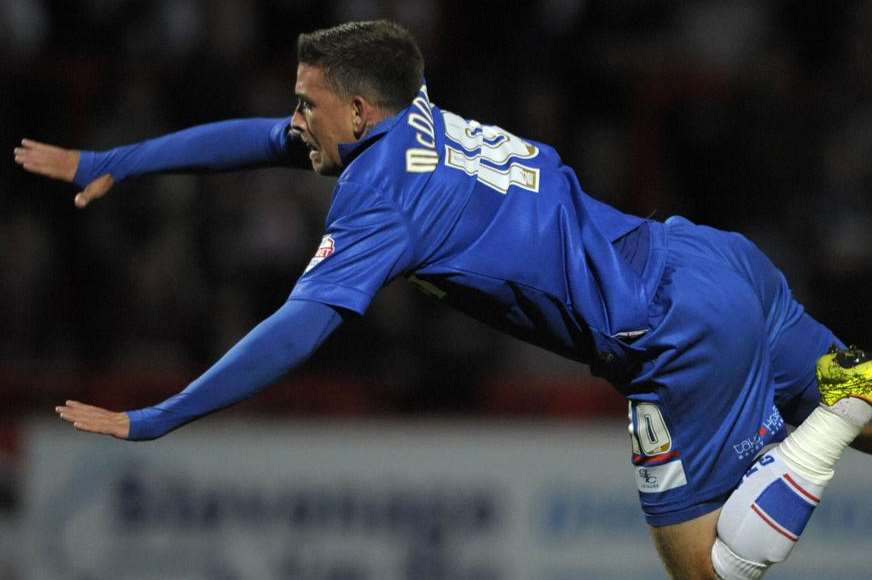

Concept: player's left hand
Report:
left=13, top=139, right=115, bottom=208
left=55, top=400, right=130, bottom=439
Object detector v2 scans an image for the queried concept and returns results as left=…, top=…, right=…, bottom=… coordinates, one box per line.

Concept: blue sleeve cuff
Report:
left=126, top=409, right=149, bottom=440
left=73, top=151, right=97, bottom=188
left=290, top=281, right=374, bottom=316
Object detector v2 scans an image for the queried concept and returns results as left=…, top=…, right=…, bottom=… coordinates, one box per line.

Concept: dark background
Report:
left=3, top=0, right=872, bottom=457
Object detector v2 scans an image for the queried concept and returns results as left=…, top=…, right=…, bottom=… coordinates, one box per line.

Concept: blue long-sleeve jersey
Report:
left=291, top=85, right=658, bottom=375
left=79, top=84, right=657, bottom=438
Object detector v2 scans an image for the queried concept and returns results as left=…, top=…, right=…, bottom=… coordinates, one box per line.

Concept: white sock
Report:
left=780, top=402, right=867, bottom=485
left=712, top=401, right=868, bottom=580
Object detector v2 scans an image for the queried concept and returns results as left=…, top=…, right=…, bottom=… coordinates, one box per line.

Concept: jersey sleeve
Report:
left=74, top=117, right=310, bottom=186
left=126, top=299, right=343, bottom=441
left=290, top=182, right=415, bottom=315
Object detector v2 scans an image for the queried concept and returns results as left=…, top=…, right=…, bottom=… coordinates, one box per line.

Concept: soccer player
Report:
left=14, top=20, right=872, bottom=580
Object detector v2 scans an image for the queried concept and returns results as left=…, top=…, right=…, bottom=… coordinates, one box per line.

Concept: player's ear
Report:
left=351, top=96, right=367, bottom=139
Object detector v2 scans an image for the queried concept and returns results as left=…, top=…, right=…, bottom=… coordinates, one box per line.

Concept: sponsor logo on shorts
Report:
left=304, top=235, right=335, bottom=273
left=732, top=405, right=785, bottom=460
left=634, top=460, right=687, bottom=493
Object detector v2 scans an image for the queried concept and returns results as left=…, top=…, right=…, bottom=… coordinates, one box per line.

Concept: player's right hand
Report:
left=14, top=139, right=114, bottom=208
left=55, top=400, right=130, bottom=439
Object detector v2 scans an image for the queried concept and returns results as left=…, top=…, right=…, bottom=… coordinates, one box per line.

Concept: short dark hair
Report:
left=297, top=20, right=424, bottom=112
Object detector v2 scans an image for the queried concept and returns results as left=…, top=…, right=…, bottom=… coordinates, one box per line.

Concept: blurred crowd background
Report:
left=3, top=0, right=872, bottom=511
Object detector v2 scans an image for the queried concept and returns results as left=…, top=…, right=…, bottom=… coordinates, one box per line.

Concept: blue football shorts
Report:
left=626, top=216, right=843, bottom=527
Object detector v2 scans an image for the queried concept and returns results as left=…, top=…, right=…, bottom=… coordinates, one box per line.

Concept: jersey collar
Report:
left=338, top=110, right=405, bottom=167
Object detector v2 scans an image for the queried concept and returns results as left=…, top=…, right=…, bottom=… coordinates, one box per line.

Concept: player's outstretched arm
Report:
left=53, top=299, right=343, bottom=441
left=15, top=117, right=307, bottom=208
left=14, top=139, right=115, bottom=208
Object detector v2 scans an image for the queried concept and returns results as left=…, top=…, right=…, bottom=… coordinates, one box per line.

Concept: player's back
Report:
left=331, top=85, right=660, bottom=374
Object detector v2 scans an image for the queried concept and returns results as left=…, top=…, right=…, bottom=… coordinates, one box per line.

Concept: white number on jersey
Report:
left=441, top=111, right=541, bottom=194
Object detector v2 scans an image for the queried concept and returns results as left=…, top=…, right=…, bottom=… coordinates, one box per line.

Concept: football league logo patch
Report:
left=304, top=235, right=335, bottom=273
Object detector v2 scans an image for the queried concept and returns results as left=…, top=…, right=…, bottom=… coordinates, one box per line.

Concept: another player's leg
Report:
left=711, top=345, right=872, bottom=579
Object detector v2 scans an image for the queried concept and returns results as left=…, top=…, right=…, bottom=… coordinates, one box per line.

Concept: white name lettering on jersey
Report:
left=405, top=85, right=438, bottom=173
